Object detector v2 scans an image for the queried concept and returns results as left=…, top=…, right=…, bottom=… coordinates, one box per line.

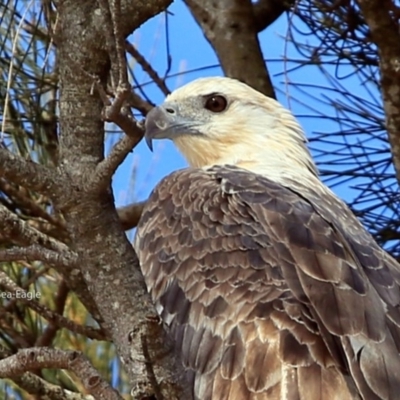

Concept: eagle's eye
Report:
left=204, top=95, right=227, bottom=113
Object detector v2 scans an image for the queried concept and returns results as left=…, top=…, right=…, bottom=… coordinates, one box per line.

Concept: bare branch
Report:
left=110, top=0, right=129, bottom=89
left=117, top=201, right=146, bottom=231
left=0, top=147, right=58, bottom=197
left=93, top=134, right=143, bottom=191
left=0, top=245, right=77, bottom=269
left=91, top=82, right=145, bottom=190
left=0, top=179, right=63, bottom=229
left=56, top=1, right=188, bottom=397
left=184, top=0, right=275, bottom=98
left=0, top=205, right=101, bottom=326
left=97, top=0, right=122, bottom=88
left=35, top=280, right=69, bottom=347
left=356, top=0, right=400, bottom=185
left=94, top=81, right=141, bottom=134
left=253, top=0, right=293, bottom=32
left=127, top=91, right=154, bottom=115
left=99, top=84, right=145, bottom=137
left=126, top=41, right=171, bottom=96
left=0, top=348, right=123, bottom=400
left=12, top=372, right=94, bottom=400
left=0, top=271, right=105, bottom=341
left=111, top=107, right=145, bottom=137
left=0, top=204, right=71, bottom=255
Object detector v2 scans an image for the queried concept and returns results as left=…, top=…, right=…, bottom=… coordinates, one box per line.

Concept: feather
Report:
left=135, top=166, right=400, bottom=399
left=135, top=77, right=400, bottom=399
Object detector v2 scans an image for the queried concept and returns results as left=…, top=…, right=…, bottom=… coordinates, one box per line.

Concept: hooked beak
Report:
left=144, top=104, right=200, bottom=151
left=144, top=106, right=173, bottom=151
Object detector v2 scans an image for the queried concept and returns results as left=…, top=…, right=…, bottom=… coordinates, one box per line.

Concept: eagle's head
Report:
left=145, top=77, right=318, bottom=179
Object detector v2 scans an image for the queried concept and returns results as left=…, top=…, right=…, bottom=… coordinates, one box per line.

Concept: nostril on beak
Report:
left=166, top=107, right=176, bottom=114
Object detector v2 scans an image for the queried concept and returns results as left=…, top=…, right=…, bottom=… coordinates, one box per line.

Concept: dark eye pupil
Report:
left=205, top=95, right=227, bottom=112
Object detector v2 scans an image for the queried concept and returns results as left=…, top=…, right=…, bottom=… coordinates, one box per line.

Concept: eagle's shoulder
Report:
left=139, top=164, right=313, bottom=217
left=135, top=165, right=400, bottom=400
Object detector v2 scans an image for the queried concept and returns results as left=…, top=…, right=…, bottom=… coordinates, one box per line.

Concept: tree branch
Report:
left=0, top=205, right=104, bottom=329
left=0, top=147, right=58, bottom=197
left=0, top=179, right=64, bottom=229
left=91, top=82, right=145, bottom=191
left=110, top=0, right=129, bottom=89
left=253, top=0, right=294, bottom=32
left=98, top=0, right=129, bottom=90
left=93, top=134, right=142, bottom=191
left=12, top=372, right=94, bottom=400
left=0, top=244, right=77, bottom=269
left=55, top=1, right=189, bottom=398
left=0, top=204, right=71, bottom=255
left=0, top=348, right=123, bottom=400
left=127, top=91, right=154, bottom=115
left=126, top=41, right=171, bottom=96
left=118, top=0, right=173, bottom=38
left=35, top=280, right=70, bottom=347
left=0, top=214, right=103, bottom=338
left=117, top=201, right=146, bottom=231
left=356, top=0, right=400, bottom=185
left=0, top=271, right=105, bottom=341
left=184, top=0, right=276, bottom=98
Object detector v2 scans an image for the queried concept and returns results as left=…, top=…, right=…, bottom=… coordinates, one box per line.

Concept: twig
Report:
left=0, top=244, right=77, bottom=268
left=98, top=0, right=130, bottom=102
left=97, top=0, right=120, bottom=88
left=35, top=280, right=69, bottom=347
left=92, top=133, right=143, bottom=192
left=0, top=348, right=123, bottom=400
left=0, top=271, right=105, bottom=341
left=1, top=0, right=35, bottom=141
left=0, top=345, right=12, bottom=359
left=0, top=204, right=71, bottom=256
left=12, top=372, right=94, bottom=400
left=0, top=147, right=58, bottom=197
left=127, top=91, right=154, bottom=115
left=106, top=99, right=144, bottom=137
left=109, top=0, right=129, bottom=90
left=95, top=80, right=135, bottom=129
left=92, top=82, right=144, bottom=191
left=117, top=201, right=146, bottom=230
left=126, top=41, right=170, bottom=96
left=163, top=11, right=172, bottom=79
left=0, top=179, right=64, bottom=229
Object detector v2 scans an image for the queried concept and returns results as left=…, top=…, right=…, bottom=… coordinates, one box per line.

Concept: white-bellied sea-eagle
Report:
left=134, top=77, right=400, bottom=400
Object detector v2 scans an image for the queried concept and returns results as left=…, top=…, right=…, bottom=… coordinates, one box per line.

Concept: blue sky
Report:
left=111, top=1, right=384, bottom=213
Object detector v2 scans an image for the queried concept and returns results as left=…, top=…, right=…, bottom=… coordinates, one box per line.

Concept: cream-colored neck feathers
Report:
left=174, top=129, right=318, bottom=184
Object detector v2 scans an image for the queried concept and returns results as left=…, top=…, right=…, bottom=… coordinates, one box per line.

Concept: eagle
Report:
left=134, top=77, right=400, bottom=400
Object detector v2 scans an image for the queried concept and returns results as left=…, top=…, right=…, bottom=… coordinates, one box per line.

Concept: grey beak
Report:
left=145, top=133, right=154, bottom=152
left=144, top=106, right=177, bottom=152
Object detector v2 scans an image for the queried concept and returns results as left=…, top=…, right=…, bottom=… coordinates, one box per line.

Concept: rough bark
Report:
left=0, top=348, right=123, bottom=400
left=117, top=201, right=146, bottom=231
left=253, top=0, right=293, bottom=32
left=356, top=0, right=400, bottom=185
left=0, top=0, right=189, bottom=398
left=53, top=1, right=188, bottom=398
left=184, top=0, right=276, bottom=98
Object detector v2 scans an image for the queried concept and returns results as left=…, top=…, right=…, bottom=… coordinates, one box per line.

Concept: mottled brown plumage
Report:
left=134, top=77, right=400, bottom=399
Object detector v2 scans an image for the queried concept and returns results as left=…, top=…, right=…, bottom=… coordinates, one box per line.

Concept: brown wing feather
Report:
left=135, top=165, right=400, bottom=400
